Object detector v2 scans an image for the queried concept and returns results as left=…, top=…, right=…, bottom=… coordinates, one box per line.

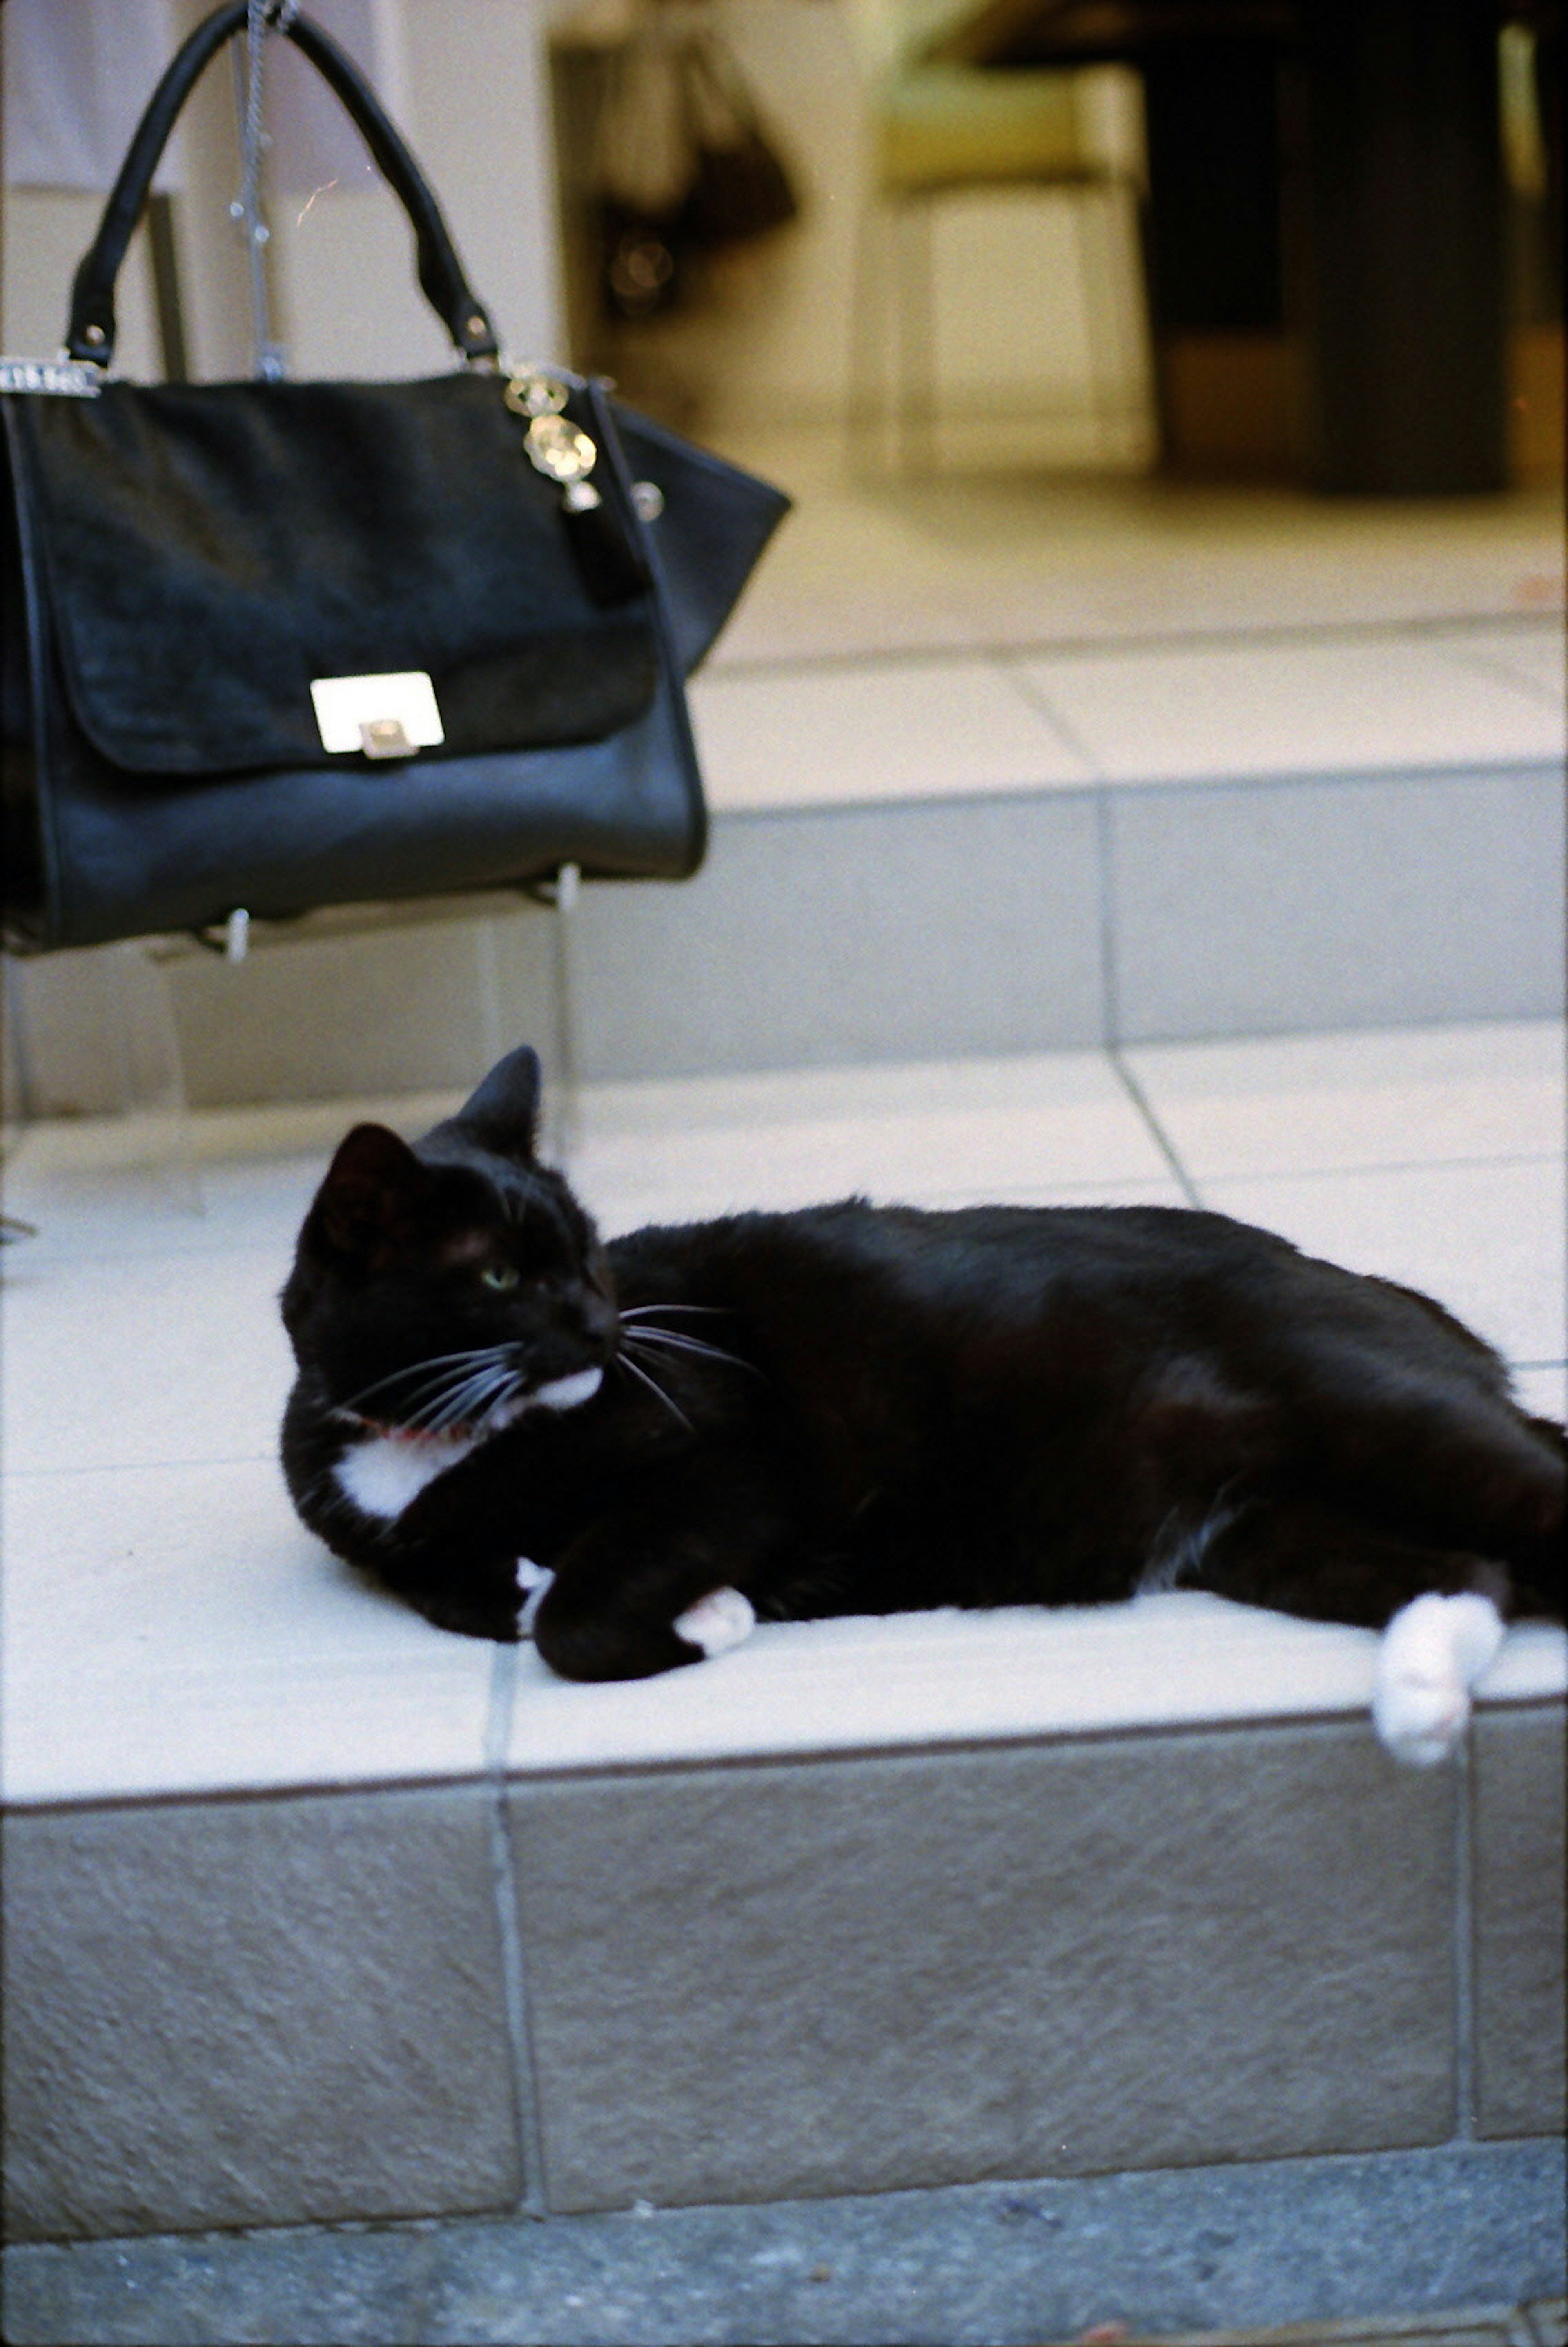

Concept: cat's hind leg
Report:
left=1372, top=1588, right=1506, bottom=1766
left=1196, top=1497, right=1516, bottom=1766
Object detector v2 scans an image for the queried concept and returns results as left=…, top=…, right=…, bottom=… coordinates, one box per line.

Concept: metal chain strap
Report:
left=229, top=0, right=300, bottom=378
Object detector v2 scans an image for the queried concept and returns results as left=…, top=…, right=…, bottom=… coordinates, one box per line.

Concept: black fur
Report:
left=280, top=1044, right=1565, bottom=1677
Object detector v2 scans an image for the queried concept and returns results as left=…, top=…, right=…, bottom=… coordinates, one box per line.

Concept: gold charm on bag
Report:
left=502, top=364, right=648, bottom=601
left=505, top=366, right=602, bottom=512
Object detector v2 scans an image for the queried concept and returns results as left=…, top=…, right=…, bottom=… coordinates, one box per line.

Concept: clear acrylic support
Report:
left=103, top=939, right=203, bottom=1215
left=2, top=955, right=41, bottom=1242
left=546, top=864, right=583, bottom=1171
left=474, top=870, right=581, bottom=1169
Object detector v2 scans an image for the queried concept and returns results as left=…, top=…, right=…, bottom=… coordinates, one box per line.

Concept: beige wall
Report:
left=2, top=0, right=563, bottom=379
left=561, top=0, right=1151, bottom=462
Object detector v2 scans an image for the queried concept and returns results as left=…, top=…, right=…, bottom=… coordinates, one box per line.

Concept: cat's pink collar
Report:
left=336, top=1410, right=474, bottom=1446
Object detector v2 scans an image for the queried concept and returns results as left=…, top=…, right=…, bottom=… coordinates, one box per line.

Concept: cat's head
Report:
left=281, top=1046, right=617, bottom=1434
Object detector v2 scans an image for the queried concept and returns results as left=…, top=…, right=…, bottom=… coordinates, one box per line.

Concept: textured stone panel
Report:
left=1111, top=767, right=1565, bottom=1042
left=509, top=1725, right=1457, bottom=2214
left=1472, top=1702, right=1567, bottom=2139
left=572, top=795, right=1105, bottom=1080
left=3, top=1786, right=521, bottom=2241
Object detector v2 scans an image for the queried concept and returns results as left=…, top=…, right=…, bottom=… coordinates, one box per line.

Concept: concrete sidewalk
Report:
left=4, top=2142, right=1564, bottom=2346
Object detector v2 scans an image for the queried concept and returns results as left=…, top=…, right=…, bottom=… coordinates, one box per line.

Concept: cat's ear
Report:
left=453, top=1044, right=543, bottom=1160
left=313, top=1124, right=433, bottom=1258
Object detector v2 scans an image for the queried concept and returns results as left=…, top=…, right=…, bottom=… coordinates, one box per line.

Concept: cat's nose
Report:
left=580, top=1293, right=619, bottom=1348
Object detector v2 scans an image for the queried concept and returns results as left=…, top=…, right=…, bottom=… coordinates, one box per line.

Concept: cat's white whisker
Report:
left=623, top=1326, right=758, bottom=1374
left=618, top=1304, right=733, bottom=1323
left=398, top=1372, right=494, bottom=1433
left=345, top=1345, right=510, bottom=1414
left=1137, top=1484, right=1245, bottom=1597
left=417, top=1365, right=522, bottom=1436
left=394, top=1377, right=478, bottom=1429
left=614, top=1351, right=694, bottom=1430
left=395, top=1363, right=506, bottom=1432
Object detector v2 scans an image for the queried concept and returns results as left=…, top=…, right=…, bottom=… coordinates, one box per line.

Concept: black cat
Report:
left=280, top=1044, right=1564, bottom=1764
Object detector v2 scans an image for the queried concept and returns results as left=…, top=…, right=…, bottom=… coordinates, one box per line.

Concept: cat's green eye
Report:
left=480, top=1264, right=521, bottom=1292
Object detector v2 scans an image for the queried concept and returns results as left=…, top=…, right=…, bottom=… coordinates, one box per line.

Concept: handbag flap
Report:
left=11, top=373, right=661, bottom=779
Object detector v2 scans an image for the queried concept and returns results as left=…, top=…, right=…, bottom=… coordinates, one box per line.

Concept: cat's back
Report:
left=609, top=1196, right=1300, bottom=1343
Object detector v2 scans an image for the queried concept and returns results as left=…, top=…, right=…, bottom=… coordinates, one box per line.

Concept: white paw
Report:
left=674, top=1586, right=756, bottom=1659
left=1373, top=1670, right=1471, bottom=1766
left=1373, top=1592, right=1505, bottom=1766
left=517, top=1559, right=555, bottom=1637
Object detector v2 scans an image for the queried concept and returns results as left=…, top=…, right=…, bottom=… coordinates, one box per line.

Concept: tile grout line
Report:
left=999, top=647, right=1110, bottom=790
left=1108, top=1041, right=1206, bottom=1211
left=996, top=669, right=1164, bottom=1135
left=1441, top=643, right=1567, bottom=715
left=1094, top=787, right=1125, bottom=1057
left=483, top=1642, right=550, bottom=2218
left=1452, top=1733, right=1479, bottom=2144
left=708, top=609, right=1568, bottom=685
left=1086, top=764, right=1207, bottom=1209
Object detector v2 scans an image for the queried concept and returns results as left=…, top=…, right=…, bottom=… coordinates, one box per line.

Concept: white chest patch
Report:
left=334, top=1430, right=479, bottom=1523
left=331, top=1365, right=604, bottom=1526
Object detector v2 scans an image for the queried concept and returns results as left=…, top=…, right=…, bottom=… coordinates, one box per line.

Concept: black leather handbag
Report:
left=0, top=1, right=788, bottom=954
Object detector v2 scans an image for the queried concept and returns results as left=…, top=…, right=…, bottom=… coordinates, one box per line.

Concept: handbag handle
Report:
left=66, top=0, right=500, bottom=368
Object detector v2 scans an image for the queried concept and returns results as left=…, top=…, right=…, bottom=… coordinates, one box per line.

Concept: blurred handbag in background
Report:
left=0, top=0, right=789, bottom=953
left=593, top=6, right=799, bottom=321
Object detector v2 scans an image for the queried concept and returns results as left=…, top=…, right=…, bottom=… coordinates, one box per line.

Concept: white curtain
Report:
left=4, top=0, right=184, bottom=190
left=4, top=0, right=399, bottom=196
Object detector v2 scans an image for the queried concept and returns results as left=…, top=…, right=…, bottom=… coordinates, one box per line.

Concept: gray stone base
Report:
left=7, top=1696, right=1564, bottom=2247
left=8, top=757, right=1563, bottom=1113
left=4, top=2140, right=1564, bottom=2347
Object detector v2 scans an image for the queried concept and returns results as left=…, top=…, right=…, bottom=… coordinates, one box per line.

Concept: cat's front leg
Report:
left=530, top=1510, right=764, bottom=1682
left=671, top=1584, right=758, bottom=1658
left=533, top=1566, right=756, bottom=1681
left=374, top=1548, right=526, bottom=1642
left=292, top=1459, right=528, bottom=1640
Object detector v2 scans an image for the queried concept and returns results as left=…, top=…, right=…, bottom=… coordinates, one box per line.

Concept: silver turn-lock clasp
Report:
left=310, top=672, right=445, bottom=761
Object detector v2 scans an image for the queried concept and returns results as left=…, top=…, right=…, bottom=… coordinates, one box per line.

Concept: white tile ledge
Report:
left=8, top=1595, right=1558, bottom=1811
left=505, top=1593, right=1568, bottom=1776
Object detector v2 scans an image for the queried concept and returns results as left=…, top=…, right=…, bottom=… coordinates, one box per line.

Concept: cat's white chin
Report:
left=1373, top=1591, right=1505, bottom=1765
left=531, top=1365, right=604, bottom=1413
left=479, top=1364, right=604, bottom=1436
